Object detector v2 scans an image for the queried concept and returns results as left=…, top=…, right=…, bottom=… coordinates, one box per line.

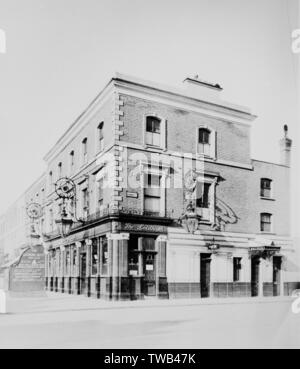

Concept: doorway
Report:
left=142, top=237, right=157, bottom=297
left=200, top=254, right=211, bottom=298
left=80, top=253, right=87, bottom=295
left=273, top=256, right=282, bottom=297
left=143, top=251, right=157, bottom=296
left=251, top=257, right=260, bottom=297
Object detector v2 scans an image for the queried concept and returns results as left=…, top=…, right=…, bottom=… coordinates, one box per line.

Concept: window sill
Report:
left=259, top=232, right=276, bottom=236
left=260, top=197, right=275, bottom=201
left=144, top=144, right=165, bottom=151
left=196, top=153, right=216, bottom=161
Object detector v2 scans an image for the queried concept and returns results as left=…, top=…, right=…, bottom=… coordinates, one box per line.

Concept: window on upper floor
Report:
left=195, top=181, right=214, bottom=222
left=197, top=127, right=217, bottom=159
left=144, top=173, right=162, bottom=216
left=260, top=213, right=272, bottom=233
left=146, top=117, right=161, bottom=147
left=49, top=208, right=54, bottom=232
left=198, top=128, right=211, bottom=156
left=97, top=178, right=104, bottom=210
left=82, top=188, right=89, bottom=218
left=261, top=178, right=272, bottom=198
left=98, top=122, right=104, bottom=152
left=70, top=151, right=75, bottom=172
left=49, top=172, right=53, bottom=191
left=58, top=162, right=62, bottom=179
left=82, top=138, right=88, bottom=164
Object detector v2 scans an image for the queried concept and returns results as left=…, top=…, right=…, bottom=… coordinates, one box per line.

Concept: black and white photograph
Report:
left=0, top=0, right=299, bottom=351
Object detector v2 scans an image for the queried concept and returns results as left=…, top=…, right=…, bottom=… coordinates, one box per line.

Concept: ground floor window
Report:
left=91, top=239, right=98, bottom=275
left=65, top=248, right=71, bottom=275
left=101, top=236, right=109, bottom=275
left=233, top=257, right=242, bottom=282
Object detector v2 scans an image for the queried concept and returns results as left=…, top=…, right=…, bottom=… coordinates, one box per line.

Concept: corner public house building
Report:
left=23, top=74, right=298, bottom=300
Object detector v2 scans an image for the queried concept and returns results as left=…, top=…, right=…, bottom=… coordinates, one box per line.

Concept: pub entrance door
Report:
left=200, top=254, right=211, bottom=298
left=80, top=252, right=87, bottom=295
left=142, top=237, right=157, bottom=297
left=251, top=257, right=260, bottom=297
left=273, top=256, right=282, bottom=297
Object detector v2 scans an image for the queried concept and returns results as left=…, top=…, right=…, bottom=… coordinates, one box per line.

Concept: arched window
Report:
left=98, top=122, right=104, bottom=152
left=261, top=213, right=272, bottom=233
left=261, top=178, right=272, bottom=198
left=198, top=128, right=211, bottom=156
left=146, top=116, right=161, bottom=147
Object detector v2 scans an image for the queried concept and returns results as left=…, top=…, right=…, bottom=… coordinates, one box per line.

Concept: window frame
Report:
left=143, top=114, right=167, bottom=150
left=140, top=163, right=169, bottom=217
left=233, top=257, right=242, bottom=282
left=82, top=137, right=88, bottom=164
left=196, top=125, right=217, bottom=159
left=91, top=239, right=99, bottom=276
left=98, top=122, right=104, bottom=153
left=58, top=162, right=62, bottom=179
left=194, top=175, right=217, bottom=224
left=69, top=151, right=75, bottom=173
left=144, top=173, right=162, bottom=216
left=100, top=236, right=109, bottom=276
left=260, top=213, right=273, bottom=233
left=260, top=178, right=273, bottom=199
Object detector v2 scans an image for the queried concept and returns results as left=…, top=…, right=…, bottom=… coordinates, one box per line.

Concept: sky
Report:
left=0, top=0, right=299, bottom=228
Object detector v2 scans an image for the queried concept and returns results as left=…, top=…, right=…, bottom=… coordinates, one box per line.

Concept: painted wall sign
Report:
left=9, top=245, right=45, bottom=293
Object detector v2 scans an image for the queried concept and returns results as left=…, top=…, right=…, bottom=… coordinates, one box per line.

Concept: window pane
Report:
left=146, top=132, right=153, bottom=145
left=233, top=258, right=242, bottom=282
left=196, top=183, right=210, bottom=209
left=101, top=237, right=108, bottom=275
left=152, top=133, right=161, bottom=146
left=261, top=214, right=272, bottom=232
left=92, top=241, right=98, bottom=275
left=198, top=142, right=210, bottom=155
left=146, top=117, right=161, bottom=133
left=199, top=129, right=210, bottom=144
left=145, top=197, right=160, bottom=213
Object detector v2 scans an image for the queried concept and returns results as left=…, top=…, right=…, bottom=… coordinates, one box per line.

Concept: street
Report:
left=0, top=293, right=299, bottom=349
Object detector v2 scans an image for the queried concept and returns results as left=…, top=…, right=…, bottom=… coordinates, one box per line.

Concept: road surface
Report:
left=0, top=293, right=299, bottom=349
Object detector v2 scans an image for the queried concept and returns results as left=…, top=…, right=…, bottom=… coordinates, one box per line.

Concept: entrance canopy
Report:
left=249, top=237, right=281, bottom=259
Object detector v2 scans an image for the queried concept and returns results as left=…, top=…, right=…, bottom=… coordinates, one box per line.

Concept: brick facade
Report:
left=1, top=73, right=298, bottom=300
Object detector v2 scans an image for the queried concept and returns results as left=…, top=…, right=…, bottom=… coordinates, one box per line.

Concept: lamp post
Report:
left=55, top=204, right=74, bottom=239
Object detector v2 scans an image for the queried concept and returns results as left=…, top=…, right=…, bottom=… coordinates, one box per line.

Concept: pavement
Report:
left=0, top=292, right=299, bottom=349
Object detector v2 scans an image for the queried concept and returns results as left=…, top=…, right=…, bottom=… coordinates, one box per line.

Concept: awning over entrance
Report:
left=249, top=237, right=281, bottom=259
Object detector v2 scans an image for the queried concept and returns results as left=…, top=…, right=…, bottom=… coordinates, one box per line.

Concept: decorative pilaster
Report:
left=156, top=235, right=169, bottom=299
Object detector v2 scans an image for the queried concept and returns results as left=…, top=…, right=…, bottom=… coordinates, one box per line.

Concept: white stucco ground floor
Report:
left=44, top=219, right=300, bottom=300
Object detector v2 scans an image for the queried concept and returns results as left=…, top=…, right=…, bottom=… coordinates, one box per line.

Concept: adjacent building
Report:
left=1, top=73, right=299, bottom=300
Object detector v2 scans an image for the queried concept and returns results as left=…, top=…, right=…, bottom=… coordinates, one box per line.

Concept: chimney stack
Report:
left=183, top=75, right=223, bottom=101
left=279, top=125, right=292, bottom=167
